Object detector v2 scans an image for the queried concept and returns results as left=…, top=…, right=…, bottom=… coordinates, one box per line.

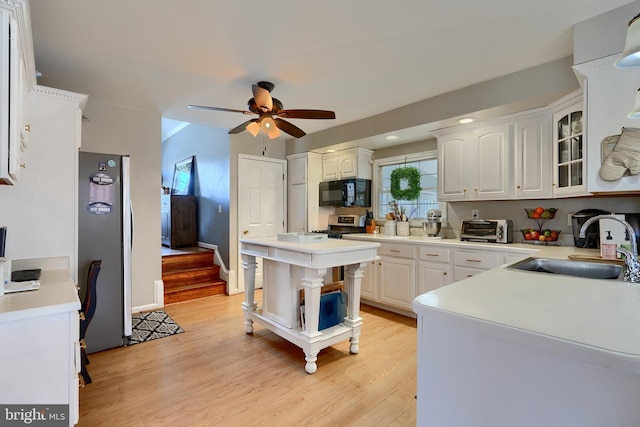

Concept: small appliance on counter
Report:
left=460, top=219, right=513, bottom=243
left=571, top=209, right=610, bottom=248
left=422, top=209, right=443, bottom=238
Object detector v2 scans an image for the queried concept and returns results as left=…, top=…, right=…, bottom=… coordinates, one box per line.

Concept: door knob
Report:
left=243, top=230, right=249, bottom=235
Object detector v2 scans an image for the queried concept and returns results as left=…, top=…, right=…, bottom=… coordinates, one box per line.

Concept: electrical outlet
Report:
left=567, top=213, right=574, bottom=227
left=471, top=209, right=479, bottom=220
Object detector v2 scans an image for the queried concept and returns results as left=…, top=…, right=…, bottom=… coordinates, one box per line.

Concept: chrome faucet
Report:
left=579, top=215, right=639, bottom=283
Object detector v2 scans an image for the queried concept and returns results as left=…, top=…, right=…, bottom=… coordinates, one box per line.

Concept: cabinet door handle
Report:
left=243, top=230, right=249, bottom=235
left=423, top=253, right=439, bottom=257
left=389, top=249, right=400, bottom=253
left=466, top=259, right=482, bottom=262
left=467, top=274, right=473, bottom=277
left=443, top=272, right=447, bottom=275
left=24, top=123, right=30, bottom=132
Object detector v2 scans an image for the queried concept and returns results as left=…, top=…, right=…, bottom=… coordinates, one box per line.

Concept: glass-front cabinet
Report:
left=551, top=91, right=588, bottom=197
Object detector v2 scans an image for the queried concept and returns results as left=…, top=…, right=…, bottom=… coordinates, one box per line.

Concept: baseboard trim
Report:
left=133, top=279, right=165, bottom=313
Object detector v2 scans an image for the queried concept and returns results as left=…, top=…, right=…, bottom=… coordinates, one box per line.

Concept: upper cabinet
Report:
left=574, top=55, right=640, bottom=193
left=0, top=0, right=35, bottom=185
left=322, top=147, right=373, bottom=181
left=287, top=152, right=323, bottom=232
left=513, top=110, right=552, bottom=199
left=549, top=90, right=589, bottom=197
left=437, top=123, right=512, bottom=201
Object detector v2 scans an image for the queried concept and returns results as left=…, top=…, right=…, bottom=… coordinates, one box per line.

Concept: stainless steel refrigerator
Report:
left=78, top=152, right=132, bottom=354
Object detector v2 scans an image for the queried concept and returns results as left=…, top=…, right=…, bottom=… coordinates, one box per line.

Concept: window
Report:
left=374, top=151, right=445, bottom=221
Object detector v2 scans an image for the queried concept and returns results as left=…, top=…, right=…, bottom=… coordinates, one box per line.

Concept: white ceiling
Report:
left=29, top=0, right=635, bottom=145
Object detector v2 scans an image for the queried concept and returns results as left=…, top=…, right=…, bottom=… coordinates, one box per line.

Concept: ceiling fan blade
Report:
left=276, top=109, right=336, bottom=120
left=252, top=84, right=273, bottom=112
left=188, top=105, right=253, bottom=115
left=229, top=119, right=258, bottom=134
left=274, top=118, right=306, bottom=138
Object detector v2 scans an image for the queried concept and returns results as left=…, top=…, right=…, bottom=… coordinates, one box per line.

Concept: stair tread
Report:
left=165, top=281, right=226, bottom=292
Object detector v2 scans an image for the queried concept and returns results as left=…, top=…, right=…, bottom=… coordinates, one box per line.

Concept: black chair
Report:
left=79, top=260, right=101, bottom=385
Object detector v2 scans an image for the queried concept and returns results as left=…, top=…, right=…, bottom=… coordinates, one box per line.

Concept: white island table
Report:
left=239, top=236, right=379, bottom=374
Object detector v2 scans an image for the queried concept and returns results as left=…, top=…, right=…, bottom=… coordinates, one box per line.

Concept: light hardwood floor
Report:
left=78, top=292, right=418, bottom=426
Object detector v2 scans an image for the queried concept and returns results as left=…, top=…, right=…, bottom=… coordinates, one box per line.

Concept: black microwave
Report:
left=319, top=179, right=371, bottom=207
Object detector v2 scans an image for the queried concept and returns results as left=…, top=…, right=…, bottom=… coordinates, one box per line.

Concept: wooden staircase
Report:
left=162, top=248, right=226, bottom=304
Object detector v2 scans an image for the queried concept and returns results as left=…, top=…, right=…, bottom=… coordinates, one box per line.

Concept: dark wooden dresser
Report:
left=161, top=194, right=197, bottom=248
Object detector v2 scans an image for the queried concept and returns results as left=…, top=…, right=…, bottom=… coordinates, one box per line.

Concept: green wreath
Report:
left=390, top=166, right=421, bottom=200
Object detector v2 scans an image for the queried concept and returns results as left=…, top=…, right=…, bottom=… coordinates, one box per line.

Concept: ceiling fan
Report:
left=188, top=81, right=336, bottom=139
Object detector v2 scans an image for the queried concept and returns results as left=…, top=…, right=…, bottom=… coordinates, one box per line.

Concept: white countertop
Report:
left=401, top=238, right=640, bottom=372
left=0, top=269, right=80, bottom=323
left=342, top=232, right=597, bottom=258
left=239, top=236, right=380, bottom=269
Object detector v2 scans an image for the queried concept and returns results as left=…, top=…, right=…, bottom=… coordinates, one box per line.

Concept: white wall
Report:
left=0, top=87, right=86, bottom=282
left=80, top=100, right=162, bottom=309
left=573, top=0, right=640, bottom=65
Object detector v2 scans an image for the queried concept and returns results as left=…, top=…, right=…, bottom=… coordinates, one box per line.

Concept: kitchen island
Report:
left=239, top=236, right=379, bottom=374
left=413, top=248, right=640, bottom=426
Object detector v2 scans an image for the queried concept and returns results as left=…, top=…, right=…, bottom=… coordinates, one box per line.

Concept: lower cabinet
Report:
left=0, top=268, right=81, bottom=426
left=452, top=250, right=504, bottom=281
left=360, top=259, right=378, bottom=301
left=417, top=245, right=452, bottom=294
left=378, top=254, right=416, bottom=311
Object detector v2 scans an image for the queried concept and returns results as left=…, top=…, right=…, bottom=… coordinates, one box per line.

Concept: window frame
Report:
left=372, top=150, right=446, bottom=223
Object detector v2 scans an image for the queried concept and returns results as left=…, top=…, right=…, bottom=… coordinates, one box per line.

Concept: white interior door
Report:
left=238, top=155, right=286, bottom=290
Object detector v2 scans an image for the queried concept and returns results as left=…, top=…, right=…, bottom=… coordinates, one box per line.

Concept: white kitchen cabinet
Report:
left=513, top=110, right=552, bottom=199
left=287, top=152, right=322, bottom=232
left=0, top=263, right=82, bottom=427
left=417, top=245, right=452, bottom=294
left=376, top=242, right=416, bottom=311
left=437, top=123, right=512, bottom=201
left=322, top=147, right=373, bottom=181
left=574, top=55, right=640, bottom=193
left=549, top=90, right=589, bottom=197
left=452, top=249, right=504, bottom=281
left=360, top=259, right=378, bottom=300
left=0, top=1, right=34, bottom=185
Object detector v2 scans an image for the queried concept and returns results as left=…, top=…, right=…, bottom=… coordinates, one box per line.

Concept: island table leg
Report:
left=344, top=262, right=366, bottom=354
left=241, top=253, right=258, bottom=334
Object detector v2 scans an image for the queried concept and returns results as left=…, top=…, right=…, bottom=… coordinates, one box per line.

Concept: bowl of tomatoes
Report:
left=524, top=207, right=557, bottom=220
left=521, top=228, right=561, bottom=242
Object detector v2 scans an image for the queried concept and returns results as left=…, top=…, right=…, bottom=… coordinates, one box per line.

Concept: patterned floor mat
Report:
left=130, top=310, right=184, bottom=345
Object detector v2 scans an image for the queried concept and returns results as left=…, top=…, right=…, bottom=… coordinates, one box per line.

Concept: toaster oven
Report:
left=460, top=219, right=513, bottom=243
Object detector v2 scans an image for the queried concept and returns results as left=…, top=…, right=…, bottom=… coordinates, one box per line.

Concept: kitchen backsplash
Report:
left=447, top=197, right=640, bottom=246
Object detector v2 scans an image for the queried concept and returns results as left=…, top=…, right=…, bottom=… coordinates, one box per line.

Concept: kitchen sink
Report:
left=507, top=257, right=623, bottom=280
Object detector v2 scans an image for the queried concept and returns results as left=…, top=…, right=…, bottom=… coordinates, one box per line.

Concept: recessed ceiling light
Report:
left=457, top=117, right=474, bottom=124
left=385, top=135, right=399, bottom=141
left=326, top=149, right=336, bottom=153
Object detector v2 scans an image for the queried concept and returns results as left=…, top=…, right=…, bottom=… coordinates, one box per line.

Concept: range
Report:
left=312, top=214, right=366, bottom=239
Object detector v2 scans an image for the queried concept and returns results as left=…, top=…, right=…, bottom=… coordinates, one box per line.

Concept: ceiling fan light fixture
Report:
left=615, top=13, right=640, bottom=68
left=246, top=121, right=260, bottom=137
left=261, top=117, right=277, bottom=134
left=268, top=127, right=281, bottom=139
